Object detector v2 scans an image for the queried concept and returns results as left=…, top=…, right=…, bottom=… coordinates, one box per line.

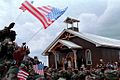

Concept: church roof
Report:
left=43, top=29, right=120, bottom=55
left=66, top=30, right=120, bottom=48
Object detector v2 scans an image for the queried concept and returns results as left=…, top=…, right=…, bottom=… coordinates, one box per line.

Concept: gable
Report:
left=42, top=29, right=77, bottom=55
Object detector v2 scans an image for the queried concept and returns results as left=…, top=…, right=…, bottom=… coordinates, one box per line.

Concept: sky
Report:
left=0, top=0, right=120, bottom=66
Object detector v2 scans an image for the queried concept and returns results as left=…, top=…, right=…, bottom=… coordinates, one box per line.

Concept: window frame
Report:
left=85, top=49, right=92, bottom=65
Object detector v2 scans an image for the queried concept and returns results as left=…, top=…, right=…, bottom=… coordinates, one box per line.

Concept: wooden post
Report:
left=72, top=50, right=77, bottom=69
left=54, top=52, right=58, bottom=69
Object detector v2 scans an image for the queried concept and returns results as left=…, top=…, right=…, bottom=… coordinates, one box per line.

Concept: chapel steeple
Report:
left=64, top=17, right=80, bottom=32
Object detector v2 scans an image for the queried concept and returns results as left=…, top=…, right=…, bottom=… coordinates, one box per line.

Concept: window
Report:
left=85, top=49, right=92, bottom=65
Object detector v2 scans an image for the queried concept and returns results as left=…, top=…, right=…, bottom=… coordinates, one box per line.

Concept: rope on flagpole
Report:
left=26, top=27, right=44, bottom=44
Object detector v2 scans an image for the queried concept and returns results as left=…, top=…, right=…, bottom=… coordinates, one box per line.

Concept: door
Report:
left=76, top=50, right=86, bottom=70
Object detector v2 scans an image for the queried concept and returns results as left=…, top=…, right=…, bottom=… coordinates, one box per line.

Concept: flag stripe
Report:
left=37, top=7, right=51, bottom=15
left=22, top=4, right=47, bottom=28
left=17, top=69, right=29, bottom=80
left=37, top=6, right=55, bottom=28
left=19, top=1, right=34, bottom=12
left=18, top=72, right=28, bottom=78
left=22, top=1, right=52, bottom=29
left=24, top=1, right=47, bottom=22
left=17, top=74, right=28, bottom=79
left=39, top=6, right=52, bottom=15
left=17, top=76, right=26, bottom=80
left=25, top=1, right=53, bottom=25
left=19, top=70, right=29, bottom=75
left=42, top=6, right=52, bottom=11
left=22, top=1, right=48, bottom=28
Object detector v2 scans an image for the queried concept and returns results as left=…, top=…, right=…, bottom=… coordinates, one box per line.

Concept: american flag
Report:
left=33, top=63, right=44, bottom=75
left=20, top=1, right=68, bottom=29
left=17, top=68, right=29, bottom=80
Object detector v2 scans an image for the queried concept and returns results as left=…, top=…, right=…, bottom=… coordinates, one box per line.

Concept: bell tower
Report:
left=64, top=17, right=80, bottom=32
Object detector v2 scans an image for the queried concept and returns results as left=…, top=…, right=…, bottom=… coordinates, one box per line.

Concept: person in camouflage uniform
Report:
left=0, top=22, right=17, bottom=79
left=104, top=66, right=119, bottom=80
left=0, top=22, right=31, bottom=80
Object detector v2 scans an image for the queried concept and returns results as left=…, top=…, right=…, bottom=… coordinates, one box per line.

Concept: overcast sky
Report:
left=0, top=0, right=120, bottom=65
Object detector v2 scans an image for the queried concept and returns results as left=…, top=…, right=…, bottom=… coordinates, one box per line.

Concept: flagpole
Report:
left=14, top=12, right=23, bottom=22
left=26, top=27, right=44, bottom=44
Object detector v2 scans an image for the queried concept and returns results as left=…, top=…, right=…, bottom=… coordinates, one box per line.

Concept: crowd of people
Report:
left=43, top=61, right=120, bottom=80
left=2, top=53, right=120, bottom=80
left=3, top=56, right=120, bottom=80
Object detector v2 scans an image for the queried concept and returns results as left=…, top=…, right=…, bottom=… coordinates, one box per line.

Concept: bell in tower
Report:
left=64, top=17, right=80, bottom=32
